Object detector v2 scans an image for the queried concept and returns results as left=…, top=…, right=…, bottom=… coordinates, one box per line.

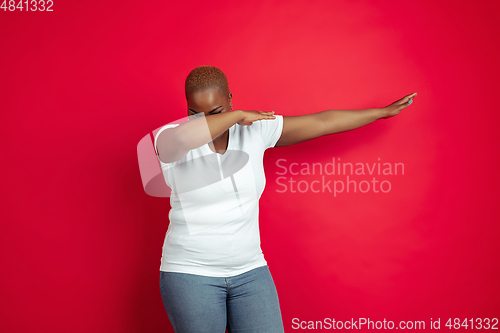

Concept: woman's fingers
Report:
left=396, top=92, right=417, bottom=106
left=239, top=110, right=276, bottom=124
left=397, top=92, right=417, bottom=112
left=381, top=92, right=417, bottom=118
left=404, top=93, right=416, bottom=107
left=254, top=111, right=275, bottom=119
left=406, top=92, right=417, bottom=103
left=408, top=92, right=417, bottom=104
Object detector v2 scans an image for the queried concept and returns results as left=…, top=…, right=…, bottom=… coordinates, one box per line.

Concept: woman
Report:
left=155, top=65, right=417, bottom=333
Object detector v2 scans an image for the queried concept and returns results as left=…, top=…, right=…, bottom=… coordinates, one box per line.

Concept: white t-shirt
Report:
left=154, top=114, right=284, bottom=277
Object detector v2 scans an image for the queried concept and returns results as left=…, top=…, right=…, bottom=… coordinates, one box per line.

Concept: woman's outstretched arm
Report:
left=275, top=92, right=417, bottom=147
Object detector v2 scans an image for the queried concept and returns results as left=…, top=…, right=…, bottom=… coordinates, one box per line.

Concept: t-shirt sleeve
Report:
left=251, top=114, right=284, bottom=149
left=153, top=123, right=180, bottom=166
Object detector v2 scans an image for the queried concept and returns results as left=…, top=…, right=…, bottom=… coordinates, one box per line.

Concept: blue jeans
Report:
left=159, top=265, right=285, bottom=333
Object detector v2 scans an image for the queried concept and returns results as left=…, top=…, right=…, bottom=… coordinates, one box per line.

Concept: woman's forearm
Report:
left=318, top=108, right=386, bottom=135
left=174, top=110, right=244, bottom=150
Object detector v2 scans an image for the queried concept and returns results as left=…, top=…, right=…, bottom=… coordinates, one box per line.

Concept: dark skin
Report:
left=186, top=88, right=276, bottom=154
left=186, top=87, right=417, bottom=151
left=186, top=88, right=233, bottom=154
left=156, top=87, right=275, bottom=163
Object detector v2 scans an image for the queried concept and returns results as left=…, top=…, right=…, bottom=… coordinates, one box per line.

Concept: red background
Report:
left=1, top=0, right=499, bottom=332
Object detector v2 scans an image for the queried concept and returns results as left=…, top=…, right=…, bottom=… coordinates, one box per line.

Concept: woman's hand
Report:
left=236, top=110, right=276, bottom=126
left=381, top=92, right=417, bottom=118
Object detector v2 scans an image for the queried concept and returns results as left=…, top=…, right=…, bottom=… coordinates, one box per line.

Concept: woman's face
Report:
left=187, top=87, right=232, bottom=118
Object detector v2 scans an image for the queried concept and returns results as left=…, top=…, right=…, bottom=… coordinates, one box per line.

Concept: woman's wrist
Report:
left=377, top=107, right=390, bottom=119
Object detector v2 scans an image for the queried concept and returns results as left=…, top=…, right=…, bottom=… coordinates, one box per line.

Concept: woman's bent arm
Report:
left=157, top=110, right=276, bottom=163
left=156, top=111, right=244, bottom=163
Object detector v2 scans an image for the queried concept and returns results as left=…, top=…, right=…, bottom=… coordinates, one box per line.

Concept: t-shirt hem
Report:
left=159, top=260, right=268, bottom=277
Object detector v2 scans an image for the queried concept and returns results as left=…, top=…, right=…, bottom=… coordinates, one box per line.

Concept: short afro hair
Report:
left=185, top=65, right=230, bottom=101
